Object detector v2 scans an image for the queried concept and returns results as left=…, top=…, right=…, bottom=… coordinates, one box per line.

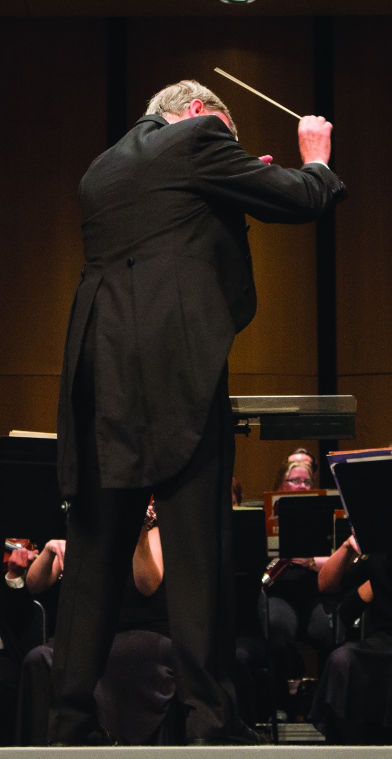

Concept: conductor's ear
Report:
left=188, top=99, right=204, bottom=117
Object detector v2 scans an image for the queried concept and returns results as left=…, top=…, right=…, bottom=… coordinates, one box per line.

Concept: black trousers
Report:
left=48, top=365, right=237, bottom=744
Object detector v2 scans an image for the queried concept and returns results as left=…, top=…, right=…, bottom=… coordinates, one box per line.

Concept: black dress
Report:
left=310, top=553, right=392, bottom=744
left=262, top=564, right=334, bottom=714
left=94, top=578, right=180, bottom=745
left=17, top=577, right=180, bottom=746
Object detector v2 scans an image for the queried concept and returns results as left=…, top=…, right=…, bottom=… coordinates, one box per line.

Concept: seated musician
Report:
left=310, top=535, right=392, bottom=744
left=287, top=447, right=317, bottom=473
left=0, top=542, right=37, bottom=745
left=259, top=459, right=333, bottom=721
left=272, top=449, right=317, bottom=494
left=17, top=501, right=180, bottom=745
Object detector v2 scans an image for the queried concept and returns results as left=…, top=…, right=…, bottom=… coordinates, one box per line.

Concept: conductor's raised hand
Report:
left=298, top=115, right=333, bottom=166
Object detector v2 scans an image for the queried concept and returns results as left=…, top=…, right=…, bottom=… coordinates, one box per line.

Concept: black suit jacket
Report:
left=57, top=114, right=346, bottom=495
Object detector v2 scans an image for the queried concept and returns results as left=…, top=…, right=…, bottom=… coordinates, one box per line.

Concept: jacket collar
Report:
left=135, top=114, right=168, bottom=128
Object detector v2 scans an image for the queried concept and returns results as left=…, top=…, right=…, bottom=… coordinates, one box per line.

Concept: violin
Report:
left=3, top=538, right=37, bottom=563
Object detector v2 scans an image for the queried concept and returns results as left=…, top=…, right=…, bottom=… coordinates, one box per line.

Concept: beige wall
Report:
left=0, top=16, right=390, bottom=498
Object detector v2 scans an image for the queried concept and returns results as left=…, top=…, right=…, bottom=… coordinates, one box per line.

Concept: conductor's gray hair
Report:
left=145, top=79, right=237, bottom=139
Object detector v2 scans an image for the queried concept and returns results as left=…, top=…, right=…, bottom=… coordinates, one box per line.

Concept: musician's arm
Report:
left=132, top=524, right=164, bottom=596
left=318, top=535, right=361, bottom=593
left=26, top=540, right=65, bottom=594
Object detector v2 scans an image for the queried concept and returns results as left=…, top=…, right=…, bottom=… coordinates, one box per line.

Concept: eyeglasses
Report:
left=285, top=477, right=312, bottom=487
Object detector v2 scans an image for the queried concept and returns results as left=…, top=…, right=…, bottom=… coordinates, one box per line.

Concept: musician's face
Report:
left=281, top=465, right=313, bottom=491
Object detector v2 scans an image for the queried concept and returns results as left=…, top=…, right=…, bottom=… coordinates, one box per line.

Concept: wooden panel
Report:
left=333, top=17, right=392, bottom=458
left=337, top=375, right=392, bottom=451
left=0, top=376, right=59, bottom=435
left=335, top=17, right=392, bottom=376
left=230, top=223, right=317, bottom=376
left=0, top=19, right=107, bottom=434
left=1, top=20, right=107, bottom=376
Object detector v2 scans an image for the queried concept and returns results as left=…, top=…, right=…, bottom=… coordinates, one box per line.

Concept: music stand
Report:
left=276, top=495, right=340, bottom=557
left=232, top=506, right=267, bottom=632
left=0, top=436, right=66, bottom=552
left=330, top=458, right=392, bottom=553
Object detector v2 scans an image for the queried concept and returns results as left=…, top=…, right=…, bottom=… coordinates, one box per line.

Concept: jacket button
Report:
left=126, top=257, right=135, bottom=267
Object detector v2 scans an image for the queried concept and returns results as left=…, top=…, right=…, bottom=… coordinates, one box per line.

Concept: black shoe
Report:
left=85, top=727, right=116, bottom=745
left=49, top=726, right=116, bottom=746
left=188, top=725, right=267, bottom=746
left=235, top=724, right=268, bottom=744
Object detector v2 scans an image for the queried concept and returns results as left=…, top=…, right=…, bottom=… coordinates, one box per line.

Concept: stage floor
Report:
left=1, top=747, right=392, bottom=758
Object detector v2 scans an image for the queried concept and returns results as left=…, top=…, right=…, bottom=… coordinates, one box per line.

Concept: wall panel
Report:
left=338, top=375, right=391, bottom=450
left=0, top=376, right=59, bottom=435
left=335, top=17, right=392, bottom=376
left=0, top=19, right=107, bottom=434
left=334, top=16, right=392, bottom=452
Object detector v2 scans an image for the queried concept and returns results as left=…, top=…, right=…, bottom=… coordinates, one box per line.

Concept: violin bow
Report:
left=214, top=67, right=301, bottom=120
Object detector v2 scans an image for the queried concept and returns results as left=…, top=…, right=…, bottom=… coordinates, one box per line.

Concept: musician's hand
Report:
left=298, top=115, right=332, bottom=166
left=358, top=579, right=373, bottom=603
left=144, top=501, right=158, bottom=531
left=259, top=154, right=273, bottom=164
left=344, top=534, right=361, bottom=556
left=43, top=539, right=66, bottom=572
left=7, top=547, right=38, bottom=579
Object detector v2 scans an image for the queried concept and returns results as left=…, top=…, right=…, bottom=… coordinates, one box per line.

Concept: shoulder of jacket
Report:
left=134, top=114, right=169, bottom=129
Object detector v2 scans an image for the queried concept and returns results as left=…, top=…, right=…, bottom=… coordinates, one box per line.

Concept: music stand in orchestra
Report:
left=0, top=434, right=66, bottom=555
left=328, top=450, right=392, bottom=554
left=276, top=494, right=341, bottom=558
left=232, top=505, right=267, bottom=631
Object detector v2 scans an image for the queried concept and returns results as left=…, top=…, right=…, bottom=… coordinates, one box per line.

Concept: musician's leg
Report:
left=267, top=597, right=302, bottom=715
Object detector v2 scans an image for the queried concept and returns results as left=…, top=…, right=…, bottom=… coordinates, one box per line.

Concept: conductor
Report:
left=48, top=79, right=346, bottom=746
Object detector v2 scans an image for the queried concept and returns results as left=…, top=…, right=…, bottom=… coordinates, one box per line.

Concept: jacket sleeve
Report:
left=189, top=115, right=347, bottom=224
